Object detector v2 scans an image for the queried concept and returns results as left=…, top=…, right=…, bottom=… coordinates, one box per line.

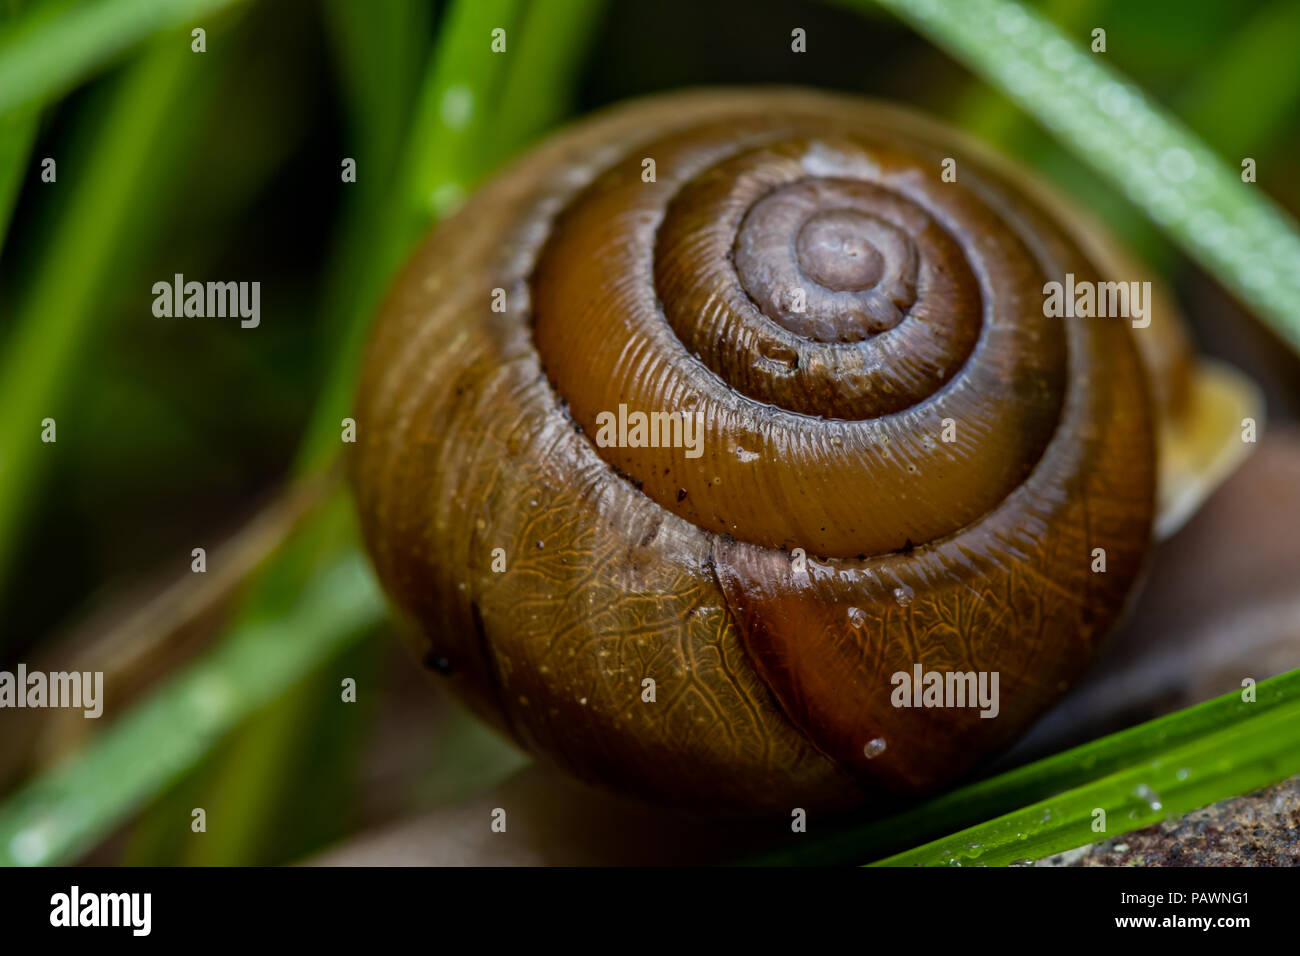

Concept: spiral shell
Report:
left=352, top=89, right=1171, bottom=812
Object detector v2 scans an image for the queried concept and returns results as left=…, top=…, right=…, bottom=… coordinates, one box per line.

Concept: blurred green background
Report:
left=1, top=0, right=1298, bottom=865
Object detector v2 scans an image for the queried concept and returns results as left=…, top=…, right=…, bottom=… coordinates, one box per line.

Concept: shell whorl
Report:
left=531, top=119, right=1081, bottom=559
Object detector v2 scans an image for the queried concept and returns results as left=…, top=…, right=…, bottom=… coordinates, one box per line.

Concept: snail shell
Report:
left=351, top=89, right=1258, bottom=813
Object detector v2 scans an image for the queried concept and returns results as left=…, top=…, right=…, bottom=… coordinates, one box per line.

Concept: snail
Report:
left=350, top=89, right=1258, bottom=814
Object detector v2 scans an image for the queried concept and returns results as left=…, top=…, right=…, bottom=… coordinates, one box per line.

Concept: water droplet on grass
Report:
left=1135, top=783, right=1163, bottom=812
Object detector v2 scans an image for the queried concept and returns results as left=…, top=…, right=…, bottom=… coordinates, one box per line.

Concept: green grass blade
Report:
left=749, top=669, right=1300, bottom=865
left=0, top=0, right=245, bottom=114
left=841, top=0, right=1300, bottom=354
left=0, top=548, right=384, bottom=866
left=400, top=0, right=526, bottom=224
left=952, top=0, right=1300, bottom=271
left=872, top=684, right=1300, bottom=866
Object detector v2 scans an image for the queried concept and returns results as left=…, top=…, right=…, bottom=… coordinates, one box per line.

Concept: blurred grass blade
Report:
left=312, top=0, right=431, bottom=361
left=486, top=0, right=607, bottom=166
left=135, top=0, right=437, bottom=865
left=298, top=0, right=609, bottom=474
left=0, top=0, right=37, bottom=254
left=0, top=39, right=198, bottom=594
left=119, top=0, right=607, bottom=865
left=0, top=103, right=38, bottom=254
left=0, top=0, right=245, bottom=114
left=295, top=0, right=527, bottom=472
left=0, top=549, right=384, bottom=866
left=1178, top=0, right=1300, bottom=159
left=322, top=0, right=430, bottom=172
left=872, top=677, right=1300, bottom=866
left=845, top=0, right=1300, bottom=354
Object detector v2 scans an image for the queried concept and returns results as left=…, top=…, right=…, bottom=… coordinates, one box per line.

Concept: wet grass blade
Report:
left=0, top=549, right=384, bottom=866
left=399, top=0, right=527, bottom=224
left=749, top=668, right=1300, bottom=865
left=873, top=680, right=1300, bottom=866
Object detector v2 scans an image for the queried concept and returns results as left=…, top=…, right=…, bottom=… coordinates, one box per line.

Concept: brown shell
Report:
left=350, top=89, right=1166, bottom=814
